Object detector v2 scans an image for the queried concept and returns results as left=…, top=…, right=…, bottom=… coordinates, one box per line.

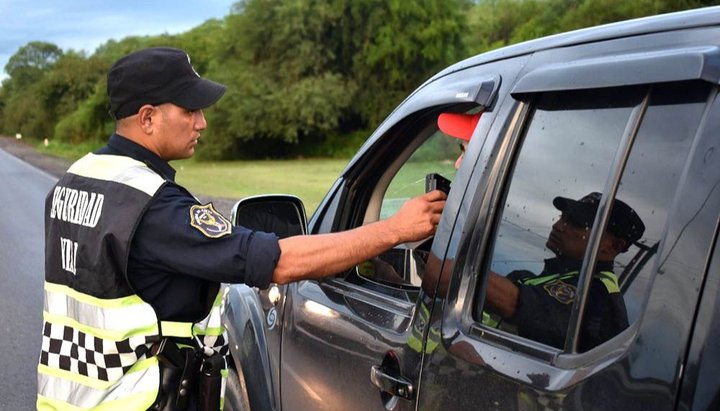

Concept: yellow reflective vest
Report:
left=38, top=153, right=228, bottom=410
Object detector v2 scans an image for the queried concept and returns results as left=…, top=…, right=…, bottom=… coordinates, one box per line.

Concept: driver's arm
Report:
left=485, top=272, right=520, bottom=318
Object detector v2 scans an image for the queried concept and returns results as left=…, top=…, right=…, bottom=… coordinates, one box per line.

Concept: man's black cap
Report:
left=107, top=47, right=226, bottom=119
left=553, top=192, right=645, bottom=252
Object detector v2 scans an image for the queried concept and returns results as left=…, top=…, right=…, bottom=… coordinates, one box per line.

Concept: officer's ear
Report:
left=613, top=238, right=627, bottom=254
left=137, top=105, right=157, bottom=134
left=610, top=235, right=627, bottom=255
left=599, top=232, right=626, bottom=258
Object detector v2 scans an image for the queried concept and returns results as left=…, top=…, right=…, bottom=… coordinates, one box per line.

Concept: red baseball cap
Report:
left=437, top=112, right=481, bottom=141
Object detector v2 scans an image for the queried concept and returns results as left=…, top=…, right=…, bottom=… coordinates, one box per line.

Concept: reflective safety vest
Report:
left=408, top=296, right=441, bottom=354
left=482, top=270, right=621, bottom=328
left=38, top=153, right=229, bottom=410
left=516, top=270, right=620, bottom=293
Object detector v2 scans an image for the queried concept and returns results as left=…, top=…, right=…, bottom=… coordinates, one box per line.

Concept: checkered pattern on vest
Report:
left=199, top=332, right=229, bottom=356
left=39, top=322, right=153, bottom=382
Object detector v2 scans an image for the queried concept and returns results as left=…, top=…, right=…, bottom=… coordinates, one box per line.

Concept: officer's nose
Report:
left=194, top=110, right=207, bottom=131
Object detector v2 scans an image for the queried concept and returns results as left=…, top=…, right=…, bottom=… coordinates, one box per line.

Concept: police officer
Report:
left=483, top=193, right=645, bottom=351
left=38, top=47, right=446, bottom=410
left=437, top=111, right=645, bottom=352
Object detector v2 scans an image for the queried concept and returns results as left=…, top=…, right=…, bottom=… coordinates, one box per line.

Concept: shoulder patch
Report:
left=190, top=203, right=232, bottom=238
left=543, top=279, right=576, bottom=304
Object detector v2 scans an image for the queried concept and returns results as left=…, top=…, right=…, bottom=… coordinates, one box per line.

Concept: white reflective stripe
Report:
left=68, top=153, right=164, bottom=196
left=194, top=306, right=223, bottom=333
left=38, top=358, right=159, bottom=409
left=45, top=284, right=158, bottom=334
left=194, top=288, right=229, bottom=352
left=193, top=289, right=225, bottom=336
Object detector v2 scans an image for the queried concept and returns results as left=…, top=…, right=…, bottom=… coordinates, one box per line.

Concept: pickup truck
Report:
left=222, top=6, right=720, bottom=410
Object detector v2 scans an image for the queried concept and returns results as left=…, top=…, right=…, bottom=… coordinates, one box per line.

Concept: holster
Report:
left=151, top=340, right=202, bottom=411
left=198, top=353, right=224, bottom=411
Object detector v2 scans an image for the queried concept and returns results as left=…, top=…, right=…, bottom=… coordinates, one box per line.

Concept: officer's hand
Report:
left=388, top=190, right=446, bottom=243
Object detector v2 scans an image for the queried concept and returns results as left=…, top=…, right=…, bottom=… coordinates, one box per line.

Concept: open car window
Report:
left=379, top=130, right=461, bottom=220
left=348, top=108, right=483, bottom=299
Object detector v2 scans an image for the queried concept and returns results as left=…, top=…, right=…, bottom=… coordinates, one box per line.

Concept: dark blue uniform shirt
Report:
left=96, top=134, right=281, bottom=322
left=508, top=257, right=628, bottom=351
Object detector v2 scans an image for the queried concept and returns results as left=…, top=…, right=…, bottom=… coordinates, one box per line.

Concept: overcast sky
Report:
left=0, top=0, right=237, bottom=81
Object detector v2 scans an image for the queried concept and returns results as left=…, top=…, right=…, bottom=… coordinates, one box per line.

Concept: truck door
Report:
left=278, top=57, right=528, bottom=411
left=418, top=39, right=720, bottom=410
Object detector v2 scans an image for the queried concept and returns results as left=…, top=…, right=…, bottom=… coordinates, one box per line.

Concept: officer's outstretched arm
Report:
left=272, top=190, right=446, bottom=284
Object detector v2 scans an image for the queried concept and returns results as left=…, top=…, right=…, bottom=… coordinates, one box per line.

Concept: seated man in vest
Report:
left=484, top=193, right=645, bottom=351
left=437, top=111, right=645, bottom=351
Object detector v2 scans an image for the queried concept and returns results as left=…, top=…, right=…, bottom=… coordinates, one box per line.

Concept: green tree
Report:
left=467, top=0, right=543, bottom=54
left=465, top=0, right=719, bottom=56
left=3, top=50, right=108, bottom=140
left=36, top=52, right=107, bottom=117
left=1, top=42, right=64, bottom=136
left=560, top=0, right=718, bottom=30
left=349, top=0, right=470, bottom=125
left=3, top=42, right=63, bottom=95
left=54, top=81, right=113, bottom=143
left=204, top=0, right=359, bottom=159
left=202, top=0, right=468, bottom=159
left=2, top=92, right=52, bottom=138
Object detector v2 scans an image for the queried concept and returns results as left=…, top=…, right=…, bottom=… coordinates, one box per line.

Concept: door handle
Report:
left=370, top=365, right=414, bottom=400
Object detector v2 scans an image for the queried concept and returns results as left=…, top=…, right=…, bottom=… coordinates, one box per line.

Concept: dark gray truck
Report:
left=222, top=6, right=720, bottom=410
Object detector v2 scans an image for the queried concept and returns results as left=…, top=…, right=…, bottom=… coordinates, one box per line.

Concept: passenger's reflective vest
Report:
left=482, top=270, right=621, bottom=327
left=38, top=153, right=228, bottom=410
left=408, top=295, right=441, bottom=354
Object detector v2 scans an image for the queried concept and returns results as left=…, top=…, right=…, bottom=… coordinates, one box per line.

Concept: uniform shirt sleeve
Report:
left=511, top=277, right=626, bottom=351
left=129, top=184, right=280, bottom=289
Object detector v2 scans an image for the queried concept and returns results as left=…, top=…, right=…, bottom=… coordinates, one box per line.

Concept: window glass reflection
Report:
left=480, top=87, right=646, bottom=350
left=614, top=81, right=709, bottom=322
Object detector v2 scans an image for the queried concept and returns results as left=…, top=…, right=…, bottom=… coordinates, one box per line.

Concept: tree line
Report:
left=0, top=0, right=714, bottom=160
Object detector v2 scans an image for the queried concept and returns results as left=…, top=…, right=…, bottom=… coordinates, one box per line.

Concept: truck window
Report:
left=379, top=130, right=460, bottom=220
left=475, top=81, right=709, bottom=352
left=352, top=108, right=480, bottom=297
left=613, top=81, right=709, bottom=323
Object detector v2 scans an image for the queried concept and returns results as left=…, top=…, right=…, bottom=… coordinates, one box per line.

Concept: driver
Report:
left=437, top=111, right=481, bottom=170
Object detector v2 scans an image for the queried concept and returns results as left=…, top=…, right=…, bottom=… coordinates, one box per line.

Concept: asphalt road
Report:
left=0, top=147, right=57, bottom=409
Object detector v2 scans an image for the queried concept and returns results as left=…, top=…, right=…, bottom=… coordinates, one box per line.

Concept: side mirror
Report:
left=231, top=195, right=308, bottom=238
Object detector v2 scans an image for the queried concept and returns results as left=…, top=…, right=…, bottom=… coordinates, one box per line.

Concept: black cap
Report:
left=107, top=47, right=226, bottom=119
left=553, top=192, right=645, bottom=252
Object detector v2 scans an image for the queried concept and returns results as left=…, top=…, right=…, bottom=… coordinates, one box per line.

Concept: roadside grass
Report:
left=37, top=139, right=104, bottom=160
left=173, top=158, right=349, bottom=214
left=36, top=141, right=349, bottom=215
left=36, top=138, right=350, bottom=215
left=35, top=139, right=457, bottom=216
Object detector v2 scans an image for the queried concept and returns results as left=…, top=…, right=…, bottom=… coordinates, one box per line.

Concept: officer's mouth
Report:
left=547, top=231, right=561, bottom=248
